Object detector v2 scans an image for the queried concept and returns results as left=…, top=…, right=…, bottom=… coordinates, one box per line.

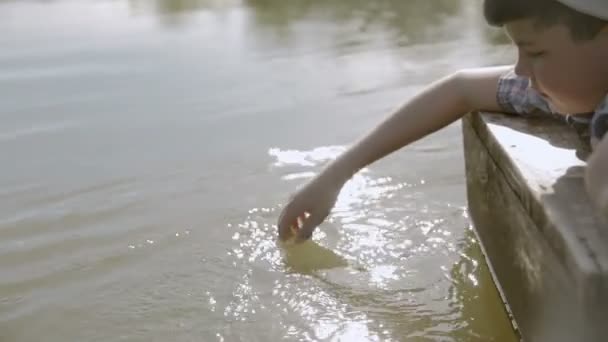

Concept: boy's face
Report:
left=505, top=19, right=608, bottom=114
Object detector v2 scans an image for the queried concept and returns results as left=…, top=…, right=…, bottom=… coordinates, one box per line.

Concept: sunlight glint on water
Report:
left=0, top=0, right=517, bottom=341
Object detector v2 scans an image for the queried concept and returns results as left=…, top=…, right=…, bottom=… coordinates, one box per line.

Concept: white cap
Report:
left=557, top=0, right=608, bottom=20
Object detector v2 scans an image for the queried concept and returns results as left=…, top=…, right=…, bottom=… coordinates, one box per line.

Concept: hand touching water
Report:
left=278, top=170, right=347, bottom=243
left=277, top=68, right=495, bottom=241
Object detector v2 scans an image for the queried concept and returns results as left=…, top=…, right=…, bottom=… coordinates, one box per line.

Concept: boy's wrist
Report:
left=322, top=152, right=363, bottom=185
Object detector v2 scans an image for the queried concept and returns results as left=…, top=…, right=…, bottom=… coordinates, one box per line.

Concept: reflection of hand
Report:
left=586, top=136, right=608, bottom=220
left=278, top=170, right=345, bottom=243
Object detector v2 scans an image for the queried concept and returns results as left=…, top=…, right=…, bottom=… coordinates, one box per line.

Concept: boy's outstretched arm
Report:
left=586, top=137, right=608, bottom=221
left=278, top=66, right=511, bottom=242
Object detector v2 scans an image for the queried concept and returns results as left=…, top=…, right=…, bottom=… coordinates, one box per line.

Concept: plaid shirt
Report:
left=497, top=69, right=608, bottom=148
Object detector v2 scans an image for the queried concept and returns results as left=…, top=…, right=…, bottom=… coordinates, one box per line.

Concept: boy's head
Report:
left=484, top=0, right=608, bottom=114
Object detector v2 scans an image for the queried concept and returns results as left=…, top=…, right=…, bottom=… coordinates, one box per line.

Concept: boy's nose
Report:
left=514, top=53, right=532, bottom=78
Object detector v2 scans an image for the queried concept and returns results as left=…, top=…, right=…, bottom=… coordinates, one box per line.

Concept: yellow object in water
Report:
left=278, top=239, right=349, bottom=274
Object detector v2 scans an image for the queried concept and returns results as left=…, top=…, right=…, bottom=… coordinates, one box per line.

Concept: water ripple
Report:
left=210, top=145, right=512, bottom=341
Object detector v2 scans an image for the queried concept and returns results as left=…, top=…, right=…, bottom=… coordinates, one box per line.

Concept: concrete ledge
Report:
left=462, top=112, right=608, bottom=342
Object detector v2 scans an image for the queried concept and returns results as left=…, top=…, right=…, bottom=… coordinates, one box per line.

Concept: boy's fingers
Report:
left=278, top=203, right=302, bottom=240
left=278, top=217, right=295, bottom=240
left=295, top=213, right=324, bottom=243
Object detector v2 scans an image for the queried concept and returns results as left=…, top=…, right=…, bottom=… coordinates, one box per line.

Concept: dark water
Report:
left=0, top=0, right=518, bottom=341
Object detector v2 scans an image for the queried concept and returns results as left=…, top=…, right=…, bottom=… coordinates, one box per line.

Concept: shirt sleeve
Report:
left=496, top=69, right=554, bottom=117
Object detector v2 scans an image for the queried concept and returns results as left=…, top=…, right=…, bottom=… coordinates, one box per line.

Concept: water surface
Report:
left=0, top=1, right=518, bottom=341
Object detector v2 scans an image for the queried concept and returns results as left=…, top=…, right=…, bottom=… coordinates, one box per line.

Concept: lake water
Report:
left=0, top=0, right=519, bottom=341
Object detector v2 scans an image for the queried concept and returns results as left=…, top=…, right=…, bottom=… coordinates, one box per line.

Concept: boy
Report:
left=278, top=0, right=608, bottom=242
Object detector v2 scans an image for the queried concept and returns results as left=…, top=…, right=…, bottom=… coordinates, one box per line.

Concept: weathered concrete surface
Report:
left=463, top=112, right=608, bottom=342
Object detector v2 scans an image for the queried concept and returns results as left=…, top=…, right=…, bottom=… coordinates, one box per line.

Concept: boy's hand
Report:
left=278, top=171, right=345, bottom=243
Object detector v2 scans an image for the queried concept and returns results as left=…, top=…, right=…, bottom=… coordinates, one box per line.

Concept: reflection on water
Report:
left=130, top=0, right=508, bottom=47
left=244, top=0, right=462, bottom=45
left=127, top=0, right=238, bottom=26
left=218, top=146, right=516, bottom=341
left=0, top=0, right=517, bottom=341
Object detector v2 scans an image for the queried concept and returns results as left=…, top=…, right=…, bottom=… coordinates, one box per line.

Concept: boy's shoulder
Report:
left=496, top=69, right=553, bottom=117
left=497, top=68, right=608, bottom=147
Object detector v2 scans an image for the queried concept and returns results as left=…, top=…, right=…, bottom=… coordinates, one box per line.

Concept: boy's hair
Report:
left=484, top=0, right=607, bottom=41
